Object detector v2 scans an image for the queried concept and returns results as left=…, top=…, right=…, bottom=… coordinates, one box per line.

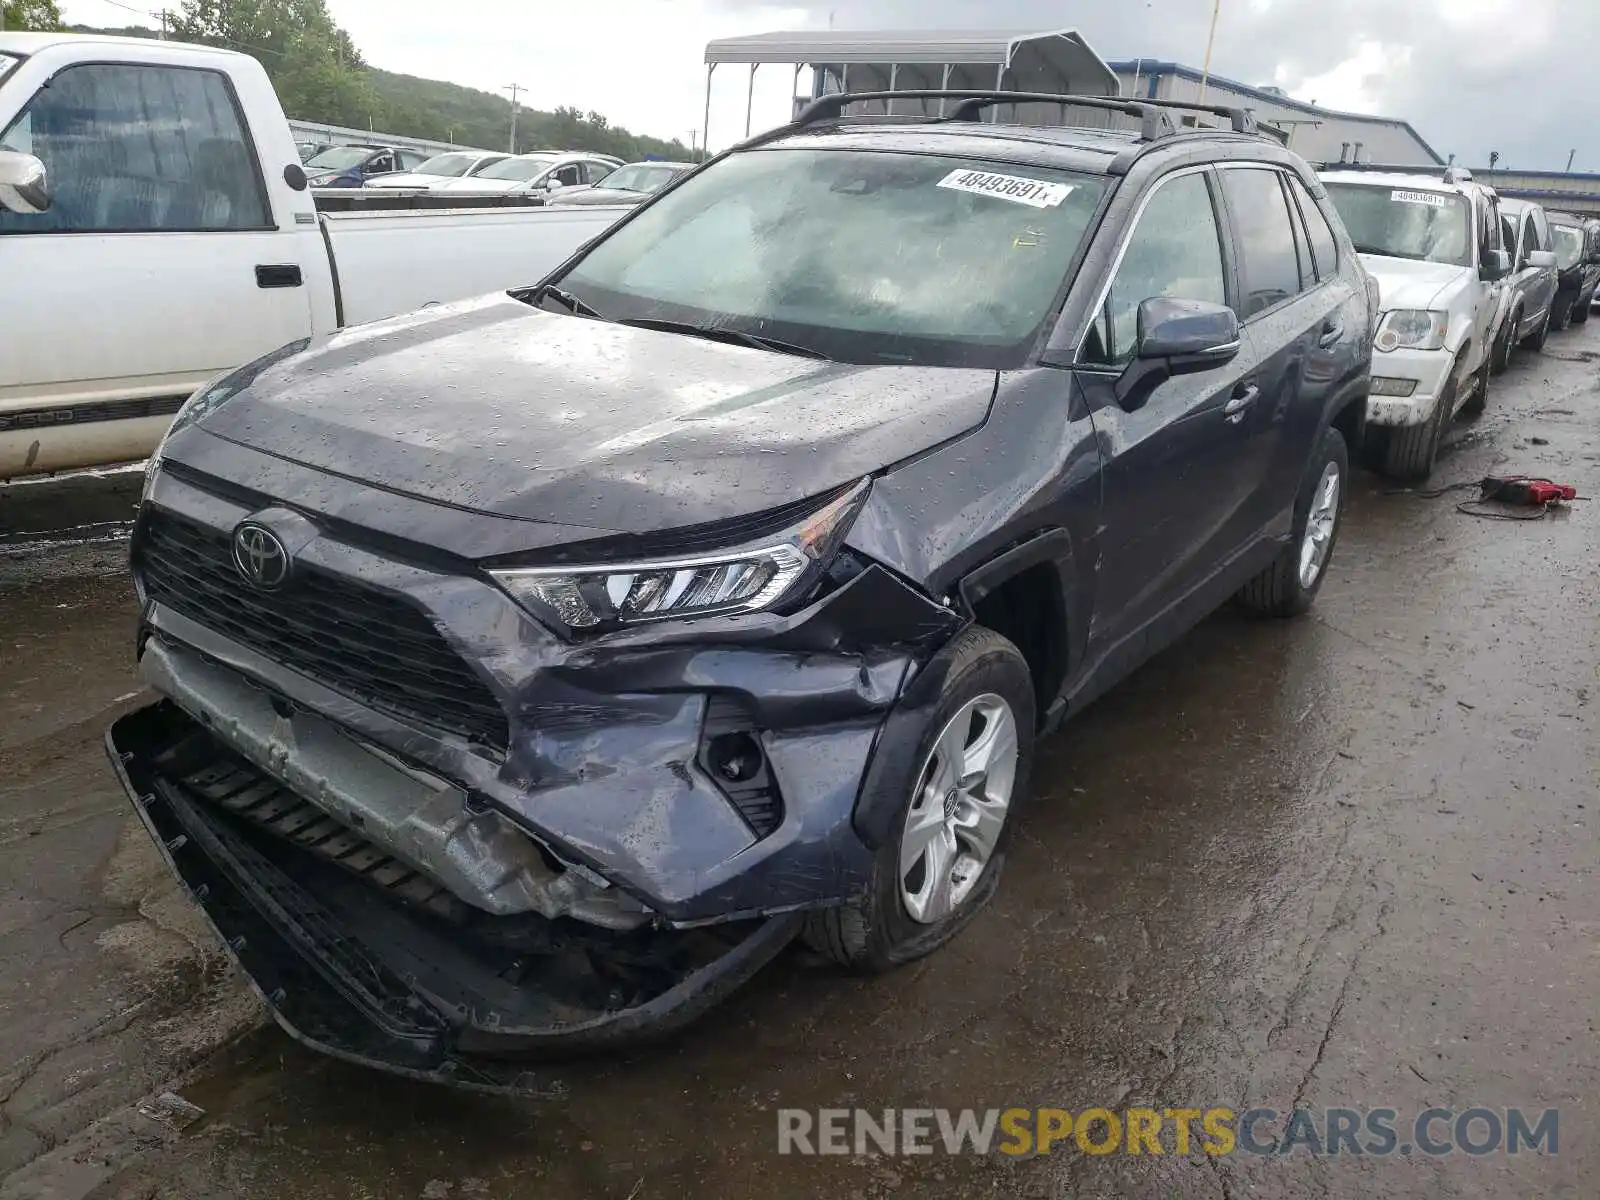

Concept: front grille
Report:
left=137, top=509, right=509, bottom=750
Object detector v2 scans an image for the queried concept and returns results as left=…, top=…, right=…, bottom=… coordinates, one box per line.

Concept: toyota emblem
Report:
left=232, top=523, right=291, bottom=590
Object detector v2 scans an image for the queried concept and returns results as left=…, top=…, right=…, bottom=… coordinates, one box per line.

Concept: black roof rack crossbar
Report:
left=1123, top=96, right=1259, bottom=136
left=791, top=90, right=1180, bottom=142
left=1313, top=160, right=1467, bottom=182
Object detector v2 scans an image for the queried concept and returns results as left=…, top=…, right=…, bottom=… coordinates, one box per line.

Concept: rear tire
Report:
left=804, top=626, right=1036, bottom=973
left=1237, top=425, right=1349, bottom=617
left=1382, top=357, right=1457, bottom=481
left=1573, top=299, right=1592, bottom=325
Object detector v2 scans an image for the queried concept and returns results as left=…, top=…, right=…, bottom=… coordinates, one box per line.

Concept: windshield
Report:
left=411, top=152, right=481, bottom=177
left=556, top=148, right=1108, bottom=367
left=475, top=155, right=557, bottom=182
left=602, top=163, right=688, bottom=194
left=305, top=146, right=371, bottom=170
left=1324, top=182, right=1472, bottom=267
left=1552, top=224, right=1585, bottom=270
left=0, top=52, right=21, bottom=85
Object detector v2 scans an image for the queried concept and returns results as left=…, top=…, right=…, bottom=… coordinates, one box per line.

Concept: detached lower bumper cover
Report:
left=106, top=702, right=802, bottom=1090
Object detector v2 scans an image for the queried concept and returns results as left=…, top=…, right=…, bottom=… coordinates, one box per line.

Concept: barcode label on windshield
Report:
left=938, top=169, right=1075, bottom=208
left=1391, top=189, right=1449, bottom=207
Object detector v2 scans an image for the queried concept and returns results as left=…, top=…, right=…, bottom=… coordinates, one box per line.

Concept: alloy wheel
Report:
left=899, top=694, right=1019, bottom=925
left=1298, top=461, right=1342, bottom=589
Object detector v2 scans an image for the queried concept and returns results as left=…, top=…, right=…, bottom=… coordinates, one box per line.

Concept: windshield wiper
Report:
left=530, top=283, right=602, bottom=318
left=616, top=317, right=832, bottom=360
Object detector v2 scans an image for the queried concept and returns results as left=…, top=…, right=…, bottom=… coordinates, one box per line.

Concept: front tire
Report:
left=804, top=626, right=1035, bottom=973
left=1382, top=356, right=1457, bottom=481
left=1460, top=345, right=1491, bottom=417
left=1573, top=298, right=1592, bottom=325
left=1236, top=425, right=1349, bottom=617
left=1520, top=307, right=1550, bottom=351
left=1552, top=298, right=1572, bottom=332
left=1491, top=306, right=1519, bottom=374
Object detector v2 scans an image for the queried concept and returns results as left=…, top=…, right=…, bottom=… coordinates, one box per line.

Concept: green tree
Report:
left=168, top=0, right=378, bottom=129
left=2, top=0, right=63, bottom=31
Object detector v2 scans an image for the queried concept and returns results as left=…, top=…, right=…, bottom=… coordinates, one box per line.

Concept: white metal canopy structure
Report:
left=701, top=29, right=1119, bottom=149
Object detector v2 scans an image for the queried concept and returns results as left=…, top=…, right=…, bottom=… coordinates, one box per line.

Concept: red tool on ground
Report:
left=1476, top=476, right=1579, bottom=506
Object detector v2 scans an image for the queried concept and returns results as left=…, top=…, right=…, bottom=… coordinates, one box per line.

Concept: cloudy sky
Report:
left=63, top=0, right=1586, bottom=169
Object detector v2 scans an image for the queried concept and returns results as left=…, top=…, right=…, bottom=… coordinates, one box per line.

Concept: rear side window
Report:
left=1288, top=176, right=1339, bottom=281
left=0, top=63, right=269, bottom=233
left=1082, top=171, right=1228, bottom=368
left=1221, top=167, right=1303, bottom=317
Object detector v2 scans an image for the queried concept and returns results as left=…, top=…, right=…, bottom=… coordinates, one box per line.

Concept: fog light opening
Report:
left=707, top=731, right=764, bottom=785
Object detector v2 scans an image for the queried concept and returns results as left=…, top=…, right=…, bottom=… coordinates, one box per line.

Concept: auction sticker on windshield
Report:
left=938, top=169, right=1075, bottom=209
left=1391, top=190, right=1449, bottom=207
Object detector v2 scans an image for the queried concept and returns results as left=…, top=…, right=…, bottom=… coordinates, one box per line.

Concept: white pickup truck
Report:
left=0, top=33, right=626, bottom=479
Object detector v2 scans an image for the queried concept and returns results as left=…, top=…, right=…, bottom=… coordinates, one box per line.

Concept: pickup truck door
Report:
left=0, top=52, right=314, bottom=474
left=1074, top=167, right=1267, bottom=667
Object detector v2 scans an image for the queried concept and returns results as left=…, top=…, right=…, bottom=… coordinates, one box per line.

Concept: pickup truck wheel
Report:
left=1491, top=306, right=1518, bottom=374
left=1520, top=308, right=1550, bottom=352
left=804, top=626, right=1035, bottom=973
left=1572, top=300, right=1591, bottom=325
left=1382, top=357, right=1457, bottom=481
left=1236, top=425, right=1349, bottom=617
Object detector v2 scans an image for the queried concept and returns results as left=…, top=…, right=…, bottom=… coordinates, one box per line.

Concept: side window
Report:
left=400, top=151, right=427, bottom=171
left=1288, top=176, right=1339, bottom=281
left=585, top=161, right=615, bottom=184
left=1081, top=171, right=1228, bottom=368
left=1522, top=214, right=1538, bottom=258
left=1220, top=167, right=1304, bottom=317
left=1502, top=214, right=1518, bottom=260
left=0, top=63, right=269, bottom=233
left=554, top=163, right=584, bottom=187
left=365, top=152, right=393, bottom=175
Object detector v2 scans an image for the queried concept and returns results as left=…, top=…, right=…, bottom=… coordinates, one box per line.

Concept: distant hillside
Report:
left=69, top=24, right=692, bottom=162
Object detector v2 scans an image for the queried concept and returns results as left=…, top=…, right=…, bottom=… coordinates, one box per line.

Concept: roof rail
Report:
left=787, top=89, right=1268, bottom=144
left=1315, top=160, right=1468, bottom=184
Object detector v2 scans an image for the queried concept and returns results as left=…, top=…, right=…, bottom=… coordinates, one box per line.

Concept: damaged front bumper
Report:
left=108, top=701, right=805, bottom=1088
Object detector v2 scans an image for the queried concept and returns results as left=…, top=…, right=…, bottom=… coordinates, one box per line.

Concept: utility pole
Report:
left=156, top=9, right=168, bottom=39
left=1198, top=0, right=1222, bottom=105
left=504, top=84, right=525, bottom=154
left=1566, top=148, right=1577, bottom=173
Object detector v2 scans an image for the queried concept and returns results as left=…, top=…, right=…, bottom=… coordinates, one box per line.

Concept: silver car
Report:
left=1492, top=197, right=1559, bottom=362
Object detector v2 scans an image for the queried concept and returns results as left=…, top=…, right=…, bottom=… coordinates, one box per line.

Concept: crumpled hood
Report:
left=1358, top=253, right=1471, bottom=312
left=193, top=294, right=998, bottom=534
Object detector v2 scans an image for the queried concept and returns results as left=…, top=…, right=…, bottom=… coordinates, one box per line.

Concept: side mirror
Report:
left=1526, top=249, right=1557, bottom=270
left=0, top=149, right=50, bottom=214
left=1115, top=298, right=1241, bottom=412
left=1480, top=248, right=1511, bottom=281
left=543, top=177, right=565, bottom=192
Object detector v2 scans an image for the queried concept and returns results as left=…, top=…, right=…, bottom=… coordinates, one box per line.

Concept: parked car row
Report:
left=1317, top=162, right=1600, bottom=480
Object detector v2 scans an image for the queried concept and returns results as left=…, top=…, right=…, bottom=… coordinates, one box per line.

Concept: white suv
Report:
left=1320, top=166, right=1514, bottom=480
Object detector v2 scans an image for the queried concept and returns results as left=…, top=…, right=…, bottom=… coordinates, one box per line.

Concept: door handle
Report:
left=255, top=264, right=303, bottom=289
left=1224, top=384, right=1260, bottom=423
left=1318, top=322, right=1344, bottom=348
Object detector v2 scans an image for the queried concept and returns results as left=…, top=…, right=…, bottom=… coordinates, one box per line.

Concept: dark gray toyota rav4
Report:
left=110, top=91, right=1374, bottom=1086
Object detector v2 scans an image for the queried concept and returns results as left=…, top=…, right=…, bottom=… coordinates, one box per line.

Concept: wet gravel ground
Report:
left=1, top=333, right=1595, bottom=1199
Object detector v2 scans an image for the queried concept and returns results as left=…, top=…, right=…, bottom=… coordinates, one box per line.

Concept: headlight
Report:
left=1374, top=309, right=1448, bottom=352
left=491, top=481, right=869, bottom=634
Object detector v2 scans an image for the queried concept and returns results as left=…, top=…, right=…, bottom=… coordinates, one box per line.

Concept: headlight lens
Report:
left=492, top=481, right=869, bottom=634
left=1374, top=309, right=1448, bottom=352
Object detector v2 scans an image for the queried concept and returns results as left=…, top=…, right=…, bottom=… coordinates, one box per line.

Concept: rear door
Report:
left=0, top=55, right=313, bottom=472
left=1215, top=165, right=1334, bottom=547
left=1076, top=166, right=1263, bottom=653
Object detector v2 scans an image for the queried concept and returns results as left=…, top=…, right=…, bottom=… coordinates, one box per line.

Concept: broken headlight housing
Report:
left=1374, top=309, right=1447, bottom=353
left=492, top=481, right=869, bottom=634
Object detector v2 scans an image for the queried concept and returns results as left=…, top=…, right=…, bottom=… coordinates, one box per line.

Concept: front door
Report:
left=1076, top=167, right=1271, bottom=664
left=0, top=57, right=312, bottom=474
